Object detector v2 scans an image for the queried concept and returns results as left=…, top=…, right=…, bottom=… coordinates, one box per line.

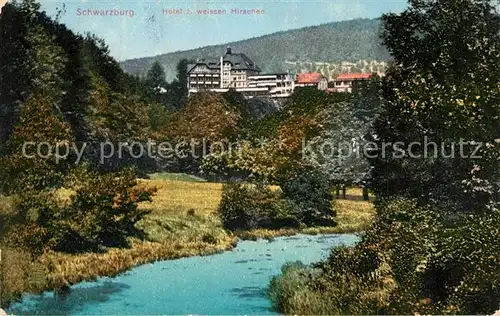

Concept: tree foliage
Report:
left=168, top=92, right=243, bottom=141
left=371, top=0, right=500, bottom=214
left=270, top=1, right=500, bottom=314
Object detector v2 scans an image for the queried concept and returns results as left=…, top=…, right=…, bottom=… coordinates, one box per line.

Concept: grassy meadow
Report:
left=0, top=174, right=374, bottom=307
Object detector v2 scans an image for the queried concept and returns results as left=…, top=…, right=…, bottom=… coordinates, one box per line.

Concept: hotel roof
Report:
left=336, top=73, right=373, bottom=80
left=295, top=72, right=325, bottom=84
left=187, top=48, right=261, bottom=73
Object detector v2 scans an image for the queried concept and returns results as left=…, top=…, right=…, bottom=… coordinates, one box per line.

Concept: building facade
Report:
left=188, top=49, right=378, bottom=98
left=187, top=47, right=261, bottom=94
left=247, top=73, right=295, bottom=97
left=332, top=73, right=373, bottom=92
left=295, top=73, right=328, bottom=90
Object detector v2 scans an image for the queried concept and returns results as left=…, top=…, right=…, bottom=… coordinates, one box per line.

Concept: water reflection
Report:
left=9, top=281, right=130, bottom=315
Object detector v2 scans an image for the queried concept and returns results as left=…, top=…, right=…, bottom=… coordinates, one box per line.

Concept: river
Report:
left=7, top=233, right=358, bottom=315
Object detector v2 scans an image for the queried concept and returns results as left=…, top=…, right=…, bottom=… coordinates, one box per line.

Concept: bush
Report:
left=218, top=167, right=339, bottom=231
left=363, top=198, right=443, bottom=313
left=4, top=191, right=62, bottom=255
left=3, top=166, right=157, bottom=254
left=279, top=167, right=336, bottom=226
left=435, top=207, right=500, bottom=314
left=270, top=198, right=500, bottom=315
left=57, top=166, right=157, bottom=251
left=364, top=199, right=500, bottom=314
left=218, top=183, right=300, bottom=231
left=269, top=248, right=393, bottom=315
left=268, top=261, right=316, bottom=314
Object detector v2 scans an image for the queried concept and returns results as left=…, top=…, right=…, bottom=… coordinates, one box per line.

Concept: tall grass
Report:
left=1, top=196, right=48, bottom=308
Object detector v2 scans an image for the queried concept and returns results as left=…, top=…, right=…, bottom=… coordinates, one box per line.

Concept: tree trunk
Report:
left=336, top=185, right=340, bottom=198
left=363, top=186, right=369, bottom=201
left=342, top=185, right=346, bottom=199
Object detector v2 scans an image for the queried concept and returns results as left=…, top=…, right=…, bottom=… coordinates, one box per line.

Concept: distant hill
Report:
left=120, top=18, right=391, bottom=82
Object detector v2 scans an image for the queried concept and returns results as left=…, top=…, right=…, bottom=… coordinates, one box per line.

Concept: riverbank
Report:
left=8, top=234, right=360, bottom=315
left=0, top=177, right=374, bottom=309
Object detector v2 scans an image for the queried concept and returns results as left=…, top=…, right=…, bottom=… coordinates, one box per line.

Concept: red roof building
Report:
left=333, top=72, right=374, bottom=93
left=336, top=73, right=373, bottom=80
left=295, top=72, right=328, bottom=90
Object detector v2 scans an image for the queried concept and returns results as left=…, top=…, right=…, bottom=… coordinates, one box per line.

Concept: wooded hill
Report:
left=120, top=18, right=391, bottom=81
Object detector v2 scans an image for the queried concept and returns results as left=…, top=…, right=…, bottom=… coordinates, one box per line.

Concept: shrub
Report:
left=0, top=93, right=74, bottom=195
left=58, top=166, right=157, bottom=251
left=268, top=261, right=315, bottom=313
left=269, top=248, right=393, bottom=315
left=364, top=199, right=500, bottom=314
left=218, top=182, right=300, bottom=231
left=435, top=207, right=500, bottom=314
left=3, top=191, right=62, bottom=255
left=363, top=198, right=443, bottom=313
left=267, top=198, right=443, bottom=315
left=4, top=166, right=157, bottom=254
left=271, top=198, right=500, bottom=315
left=279, top=167, right=336, bottom=226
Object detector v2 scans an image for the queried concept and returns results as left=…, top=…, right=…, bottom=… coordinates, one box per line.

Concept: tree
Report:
left=0, top=1, right=35, bottom=150
left=371, top=0, right=500, bottom=214
left=304, top=102, right=371, bottom=196
left=148, top=102, right=172, bottom=137
left=0, top=92, right=73, bottom=194
left=367, top=0, right=500, bottom=312
left=169, top=58, right=190, bottom=110
left=269, top=1, right=500, bottom=314
left=350, top=75, right=383, bottom=123
left=145, top=61, right=168, bottom=105
left=168, top=91, right=243, bottom=141
left=0, top=0, right=76, bottom=193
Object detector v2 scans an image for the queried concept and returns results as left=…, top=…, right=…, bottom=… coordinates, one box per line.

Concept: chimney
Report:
left=226, top=46, right=231, bottom=55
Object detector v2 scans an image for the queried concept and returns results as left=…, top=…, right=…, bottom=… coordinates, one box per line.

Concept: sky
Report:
left=38, top=0, right=409, bottom=61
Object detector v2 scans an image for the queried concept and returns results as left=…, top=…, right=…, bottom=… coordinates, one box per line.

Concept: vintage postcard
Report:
left=1, top=0, right=499, bottom=315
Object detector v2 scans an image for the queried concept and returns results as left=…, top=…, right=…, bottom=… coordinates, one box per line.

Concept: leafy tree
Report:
left=370, top=3, right=500, bottom=311
left=371, top=0, right=500, bottom=214
left=218, top=182, right=299, bottom=230
left=270, top=1, right=500, bottom=315
left=201, top=139, right=288, bottom=182
left=145, top=61, right=168, bottom=105
left=0, top=1, right=76, bottom=194
left=0, top=1, right=36, bottom=149
left=168, top=91, right=243, bottom=141
left=305, top=102, right=371, bottom=194
left=350, top=75, right=383, bottom=123
left=278, top=166, right=336, bottom=226
left=148, top=102, right=172, bottom=137
left=222, top=89, right=251, bottom=124
left=59, top=166, right=156, bottom=251
left=168, top=58, right=191, bottom=110
left=5, top=166, right=157, bottom=254
left=0, top=92, right=73, bottom=194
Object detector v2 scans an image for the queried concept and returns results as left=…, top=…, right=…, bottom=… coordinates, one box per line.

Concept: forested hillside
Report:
left=120, top=18, right=390, bottom=81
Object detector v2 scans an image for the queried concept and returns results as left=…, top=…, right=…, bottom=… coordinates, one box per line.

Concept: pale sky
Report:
left=38, top=0, right=409, bottom=61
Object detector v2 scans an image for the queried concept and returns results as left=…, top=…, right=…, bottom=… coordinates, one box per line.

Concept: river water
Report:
left=8, top=234, right=358, bottom=315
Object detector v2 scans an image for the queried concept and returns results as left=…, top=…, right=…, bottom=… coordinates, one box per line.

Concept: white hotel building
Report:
left=187, top=48, right=294, bottom=98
